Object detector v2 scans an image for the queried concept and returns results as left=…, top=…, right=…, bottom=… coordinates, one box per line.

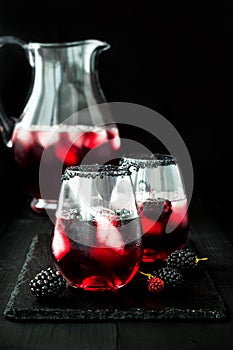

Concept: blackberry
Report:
left=167, top=248, right=208, bottom=271
left=156, top=267, right=183, bottom=288
left=29, top=267, right=66, bottom=298
left=148, top=277, right=165, bottom=293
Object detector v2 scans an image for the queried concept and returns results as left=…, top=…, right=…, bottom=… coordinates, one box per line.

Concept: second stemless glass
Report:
left=121, top=154, right=189, bottom=263
left=51, top=164, right=143, bottom=291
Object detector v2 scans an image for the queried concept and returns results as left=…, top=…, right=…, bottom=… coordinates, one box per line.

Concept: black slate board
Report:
left=3, top=233, right=226, bottom=321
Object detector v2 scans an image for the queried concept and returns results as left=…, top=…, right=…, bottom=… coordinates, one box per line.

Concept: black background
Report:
left=0, top=0, right=232, bottom=208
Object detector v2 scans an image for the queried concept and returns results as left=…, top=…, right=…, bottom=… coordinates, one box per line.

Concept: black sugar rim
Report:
left=61, top=164, right=135, bottom=181
left=120, top=153, right=177, bottom=168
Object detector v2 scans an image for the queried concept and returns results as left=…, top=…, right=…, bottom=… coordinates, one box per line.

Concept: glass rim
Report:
left=27, top=39, right=110, bottom=49
left=120, top=153, right=177, bottom=168
left=62, top=164, right=134, bottom=181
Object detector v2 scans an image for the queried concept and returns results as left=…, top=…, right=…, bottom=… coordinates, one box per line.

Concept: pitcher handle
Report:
left=0, top=36, right=34, bottom=146
left=0, top=35, right=34, bottom=66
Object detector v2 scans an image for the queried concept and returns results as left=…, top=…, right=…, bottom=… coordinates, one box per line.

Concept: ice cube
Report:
left=13, top=127, right=34, bottom=149
left=107, top=128, right=121, bottom=150
left=82, top=129, right=107, bottom=149
left=36, top=128, right=59, bottom=148
left=110, top=187, right=134, bottom=211
left=95, top=214, right=124, bottom=248
left=12, top=127, right=35, bottom=163
left=67, top=128, right=85, bottom=148
left=52, top=226, right=71, bottom=260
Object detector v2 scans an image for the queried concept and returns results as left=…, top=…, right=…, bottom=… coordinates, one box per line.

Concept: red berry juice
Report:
left=138, top=195, right=189, bottom=263
left=52, top=212, right=143, bottom=291
left=12, top=124, right=120, bottom=202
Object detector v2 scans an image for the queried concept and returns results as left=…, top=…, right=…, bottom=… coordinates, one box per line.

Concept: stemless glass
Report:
left=121, top=154, right=189, bottom=263
left=51, top=164, right=143, bottom=291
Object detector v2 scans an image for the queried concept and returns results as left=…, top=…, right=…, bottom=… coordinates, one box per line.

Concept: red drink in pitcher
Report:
left=138, top=195, right=189, bottom=262
left=52, top=212, right=143, bottom=291
left=12, top=124, right=120, bottom=209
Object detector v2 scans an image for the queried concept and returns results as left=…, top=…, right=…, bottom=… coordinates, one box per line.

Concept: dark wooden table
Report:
left=0, top=194, right=233, bottom=350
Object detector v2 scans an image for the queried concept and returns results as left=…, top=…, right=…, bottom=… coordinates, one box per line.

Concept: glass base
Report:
left=74, top=275, right=118, bottom=291
left=30, top=198, right=58, bottom=214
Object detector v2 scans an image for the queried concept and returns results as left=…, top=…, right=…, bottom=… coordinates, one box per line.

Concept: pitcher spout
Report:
left=84, top=39, right=110, bottom=50
left=82, top=39, right=110, bottom=59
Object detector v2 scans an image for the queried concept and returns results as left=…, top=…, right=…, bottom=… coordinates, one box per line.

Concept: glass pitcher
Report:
left=0, top=36, right=120, bottom=213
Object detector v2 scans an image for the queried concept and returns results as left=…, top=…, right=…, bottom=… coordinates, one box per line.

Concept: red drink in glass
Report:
left=121, top=153, right=190, bottom=263
left=52, top=213, right=143, bottom=291
left=138, top=195, right=189, bottom=262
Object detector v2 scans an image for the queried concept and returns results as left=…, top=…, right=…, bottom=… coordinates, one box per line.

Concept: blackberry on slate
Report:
left=156, top=267, right=183, bottom=288
left=29, top=267, right=66, bottom=298
left=167, top=248, right=208, bottom=271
